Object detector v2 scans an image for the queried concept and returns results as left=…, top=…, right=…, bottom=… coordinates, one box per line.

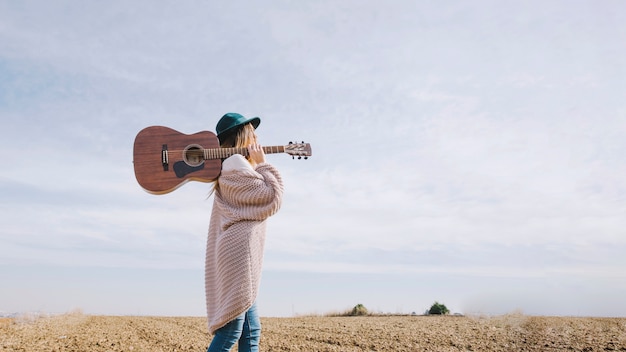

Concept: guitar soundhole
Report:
left=183, top=144, right=204, bottom=167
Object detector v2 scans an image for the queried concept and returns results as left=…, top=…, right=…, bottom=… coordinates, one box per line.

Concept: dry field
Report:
left=1, top=312, right=625, bottom=351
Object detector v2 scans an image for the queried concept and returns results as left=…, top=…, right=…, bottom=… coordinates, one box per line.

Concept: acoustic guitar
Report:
left=133, top=126, right=312, bottom=194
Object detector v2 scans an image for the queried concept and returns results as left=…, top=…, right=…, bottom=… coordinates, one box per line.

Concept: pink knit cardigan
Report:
left=205, top=154, right=283, bottom=334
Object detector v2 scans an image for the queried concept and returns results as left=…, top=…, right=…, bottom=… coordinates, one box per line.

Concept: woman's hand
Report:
left=247, top=143, right=266, bottom=165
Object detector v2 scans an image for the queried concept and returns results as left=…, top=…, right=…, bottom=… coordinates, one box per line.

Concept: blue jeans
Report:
left=207, top=303, right=261, bottom=352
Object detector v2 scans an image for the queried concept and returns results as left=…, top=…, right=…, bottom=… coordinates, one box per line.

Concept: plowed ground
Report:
left=1, top=313, right=625, bottom=351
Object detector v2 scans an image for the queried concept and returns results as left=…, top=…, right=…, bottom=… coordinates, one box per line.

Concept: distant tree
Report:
left=351, top=304, right=368, bottom=316
left=428, top=302, right=449, bottom=315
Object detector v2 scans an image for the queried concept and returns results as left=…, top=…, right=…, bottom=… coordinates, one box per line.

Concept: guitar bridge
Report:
left=161, top=144, right=169, bottom=171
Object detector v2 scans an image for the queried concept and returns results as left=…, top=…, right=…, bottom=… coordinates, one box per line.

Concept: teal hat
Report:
left=216, top=112, right=261, bottom=143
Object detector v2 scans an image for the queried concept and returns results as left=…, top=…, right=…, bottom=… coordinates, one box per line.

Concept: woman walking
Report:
left=205, top=112, right=284, bottom=352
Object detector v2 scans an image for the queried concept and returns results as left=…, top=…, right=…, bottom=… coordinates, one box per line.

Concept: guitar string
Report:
left=160, top=146, right=305, bottom=159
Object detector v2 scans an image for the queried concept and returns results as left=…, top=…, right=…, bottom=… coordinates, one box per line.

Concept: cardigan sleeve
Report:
left=216, top=156, right=284, bottom=222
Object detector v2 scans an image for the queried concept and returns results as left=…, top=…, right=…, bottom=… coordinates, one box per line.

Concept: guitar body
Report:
left=133, top=126, right=221, bottom=194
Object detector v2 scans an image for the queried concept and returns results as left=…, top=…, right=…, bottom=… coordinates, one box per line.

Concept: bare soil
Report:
left=1, top=312, right=625, bottom=351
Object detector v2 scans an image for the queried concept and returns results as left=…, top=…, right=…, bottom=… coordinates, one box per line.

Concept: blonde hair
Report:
left=229, top=123, right=257, bottom=149
left=210, top=123, right=258, bottom=196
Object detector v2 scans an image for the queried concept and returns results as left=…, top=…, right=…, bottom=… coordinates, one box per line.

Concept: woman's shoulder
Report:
left=222, top=154, right=253, bottom=173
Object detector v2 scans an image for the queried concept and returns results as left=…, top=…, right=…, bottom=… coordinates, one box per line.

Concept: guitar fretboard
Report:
left=203, top=146, right=287, bottom=160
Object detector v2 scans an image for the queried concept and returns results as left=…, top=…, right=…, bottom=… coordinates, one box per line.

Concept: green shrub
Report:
left=428, top=302, right=449, bottom=315
left=351, top=304, right=368, bottom=316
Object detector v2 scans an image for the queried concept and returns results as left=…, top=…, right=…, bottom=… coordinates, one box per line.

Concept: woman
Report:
left=205, top=112, right=284, bottom=352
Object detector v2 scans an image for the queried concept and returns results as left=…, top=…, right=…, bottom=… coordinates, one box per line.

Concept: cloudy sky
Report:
left=1, top=1, right=625, bottom=318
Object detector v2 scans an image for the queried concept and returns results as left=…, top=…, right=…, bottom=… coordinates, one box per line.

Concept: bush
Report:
left=350, top=304, right=368, bottom=316
left=428, top=302, right=449, bottom=315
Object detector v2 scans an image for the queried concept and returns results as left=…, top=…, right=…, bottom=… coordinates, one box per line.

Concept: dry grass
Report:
left=1, top=312, right=625, bottom=351
left=0, top=319, right=12, bottom=328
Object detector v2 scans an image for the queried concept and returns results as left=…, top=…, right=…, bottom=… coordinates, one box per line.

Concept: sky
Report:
left=1, top=1, right=625, bottom=318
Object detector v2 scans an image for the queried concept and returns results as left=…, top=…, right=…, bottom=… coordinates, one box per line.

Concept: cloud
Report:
left=1, top=0, right=625, bottom=316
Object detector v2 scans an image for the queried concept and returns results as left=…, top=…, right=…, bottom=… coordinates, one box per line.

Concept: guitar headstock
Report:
left=285, top=141, right=312, bottom=160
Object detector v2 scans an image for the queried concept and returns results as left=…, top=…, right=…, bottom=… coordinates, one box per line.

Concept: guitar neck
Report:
left=203, top=146, right=286, bottom=160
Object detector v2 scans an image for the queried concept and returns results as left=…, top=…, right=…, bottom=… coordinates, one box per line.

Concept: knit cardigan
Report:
left=205, top=154, right=283, bottom=334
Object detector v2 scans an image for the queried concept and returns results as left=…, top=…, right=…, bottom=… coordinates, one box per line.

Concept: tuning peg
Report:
left=304, top=157, right=308, bottom=160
